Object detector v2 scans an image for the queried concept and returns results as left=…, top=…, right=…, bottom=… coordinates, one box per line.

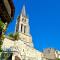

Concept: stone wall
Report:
left=2, top=38, right=45, bottom=60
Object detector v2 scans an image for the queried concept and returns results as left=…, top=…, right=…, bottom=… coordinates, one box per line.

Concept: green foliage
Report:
left=8, top=33, right=13, bottom=38
left=3, top=53, right=9, bottom=60
left=13, top=32, right=19, bottom=40
left=0, top=48, right=2, bottom=52
left=0, top=19, right=4, bottom=29
left=1, top=52, right=12, bottom=60
left=0, top=19, right=7, bottom=39
left=0, top=40, right=3, bottom=52
left=0, top=43, right=3, bottom=52
left=1, top=34, right=5, bottom=40
left=0, top=34, right=5, bottom=52
left=8, top=32, right=19, bottom=40
left=0, top=41, right=3, bottom=45
left=56, top=58, right=60, bottom=60
left=0, top=20, right=4, bottom=36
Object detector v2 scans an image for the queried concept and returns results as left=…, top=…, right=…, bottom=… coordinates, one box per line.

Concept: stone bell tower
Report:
left=15, top=5, right=33, bottom=47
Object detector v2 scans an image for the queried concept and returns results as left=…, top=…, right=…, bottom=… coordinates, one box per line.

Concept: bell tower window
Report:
left=21, top=24, right=23, bottom=32
left=22, top=18, right=24, bottom=21
left=24, top=26, right=26, bottom=33
left=22, top=18, right=26, bottom=22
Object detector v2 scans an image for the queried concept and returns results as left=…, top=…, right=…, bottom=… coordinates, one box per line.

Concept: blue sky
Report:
left=6, top=0, right=60, bottom=51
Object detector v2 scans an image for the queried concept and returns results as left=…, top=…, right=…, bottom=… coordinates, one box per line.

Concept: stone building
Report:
left=43, top=48, right=56, bottom=60
left=2, top=5, right=46, bottom=60
left=15, top=5, right=33, bottom=47
left=55, top=50, right=60, bottom=59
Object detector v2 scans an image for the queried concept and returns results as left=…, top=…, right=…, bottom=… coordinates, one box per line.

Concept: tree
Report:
left=0, top=19, right=5, bottom=52
left=0, top=20, right=4, bottom=36
left=0, top=19, right=7, bottom=39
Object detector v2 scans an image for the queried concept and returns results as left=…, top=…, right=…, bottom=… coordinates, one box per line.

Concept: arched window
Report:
left=22, top=18, right=24, bottom=21
left=22, top=18, right=26, bottom=22
left=24, top=26, right=26, bottom=33
left=21, top=24, right=23, bottom=32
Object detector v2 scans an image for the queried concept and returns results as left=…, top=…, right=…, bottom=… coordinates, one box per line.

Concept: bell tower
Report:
left=15, top=5, right=33, bottom=47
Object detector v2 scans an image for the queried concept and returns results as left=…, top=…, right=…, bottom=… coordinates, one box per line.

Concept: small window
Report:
left=22, top=18, right=26, bottom=22
left=24, top=19, right=26, bottom=22
left=22, top=18, right=24, bottom=21
left=21, top=24, right=23, bottom=32
left=24, top=26, right=26, bottom=33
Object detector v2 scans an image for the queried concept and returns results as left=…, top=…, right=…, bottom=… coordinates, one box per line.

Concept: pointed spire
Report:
left=21, top=5, right=26, bottom=16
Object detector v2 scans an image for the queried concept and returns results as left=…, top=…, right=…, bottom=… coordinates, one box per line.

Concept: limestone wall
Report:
left=2, top=38, right=45, bottom=60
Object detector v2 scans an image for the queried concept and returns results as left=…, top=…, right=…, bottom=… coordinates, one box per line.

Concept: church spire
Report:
left=21, top=5, right=26, bottom=17
left=15, top=5, right=33, bottom=47
left=15, top=5, right=30, bottom=35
